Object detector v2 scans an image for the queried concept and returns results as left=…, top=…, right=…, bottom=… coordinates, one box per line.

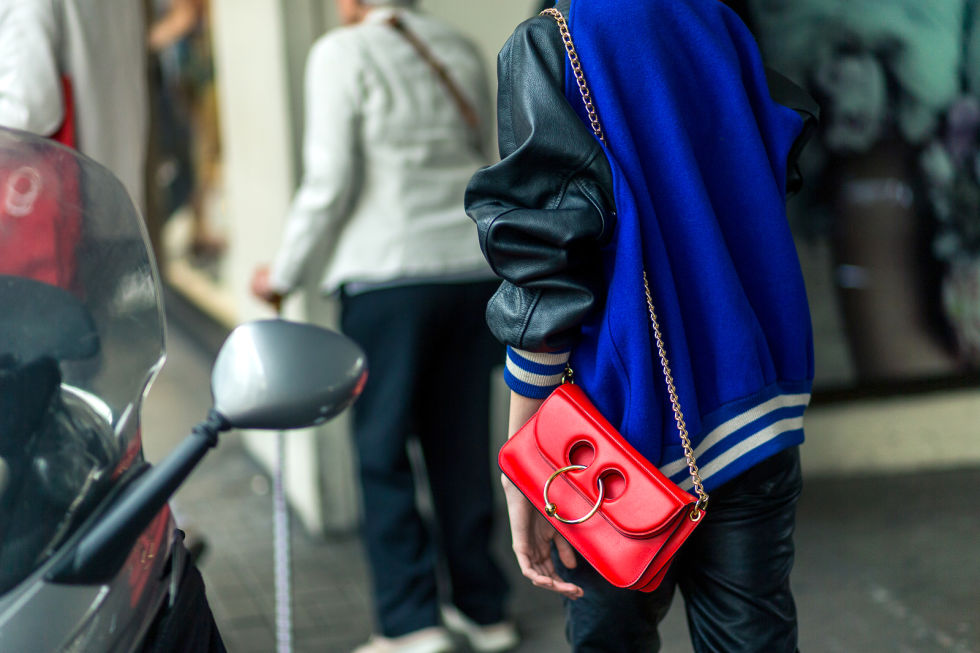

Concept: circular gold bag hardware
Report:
left=542, top=465, right=606, bottom=525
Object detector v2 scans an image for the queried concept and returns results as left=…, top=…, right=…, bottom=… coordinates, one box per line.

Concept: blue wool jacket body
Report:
left=467, top=0, right=817, bottom=494
left=567, top=0, right=814, bottom=491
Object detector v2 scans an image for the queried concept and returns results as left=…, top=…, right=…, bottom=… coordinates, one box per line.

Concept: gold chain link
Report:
left=542, top=7, right=708, bottom=514
left=543, top=8, right=606, bottom=145
left=643, top=272, right=709, bottom=512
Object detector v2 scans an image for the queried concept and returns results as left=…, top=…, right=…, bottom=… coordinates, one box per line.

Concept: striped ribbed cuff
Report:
left=503, top=346, right=571, bottom=399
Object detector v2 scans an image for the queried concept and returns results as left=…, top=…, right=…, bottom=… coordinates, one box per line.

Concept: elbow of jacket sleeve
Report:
left=485, top=277, right=601, bottom=353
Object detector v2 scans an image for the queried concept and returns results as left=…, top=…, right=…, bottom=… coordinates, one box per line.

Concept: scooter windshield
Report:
left=0, top=128, right=166, bottom=594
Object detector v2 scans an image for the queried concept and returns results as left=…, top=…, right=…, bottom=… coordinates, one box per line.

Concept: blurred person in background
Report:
left=0, top=0, right=147, bottom=211
left=251, top=1, right=518, bottom=652
left=148, top=0, right=225, bottom=265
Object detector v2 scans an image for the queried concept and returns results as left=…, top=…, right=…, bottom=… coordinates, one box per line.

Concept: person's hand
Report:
left=501, top=473, right=583, bottom=599
left=250, top=265, right=284, bottom=313
left=504, top=390, right=583, bottom=599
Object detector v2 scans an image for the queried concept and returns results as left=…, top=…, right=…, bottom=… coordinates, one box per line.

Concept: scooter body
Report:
left=0, top=126, right=174, bottom=652
left=0, top=509, right=175, bottom=652
left=0, top=127, right=366, bottom=652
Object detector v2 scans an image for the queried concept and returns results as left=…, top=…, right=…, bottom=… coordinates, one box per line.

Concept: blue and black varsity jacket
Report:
left=465, top=0, right=819, bottom=493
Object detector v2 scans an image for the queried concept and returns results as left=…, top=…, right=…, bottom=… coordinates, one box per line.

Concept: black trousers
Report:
left=557, top=447, right=803, bottom=653
left=141, top=542, right=226, bottom=653
left=340, top=281, right=509, bottom=638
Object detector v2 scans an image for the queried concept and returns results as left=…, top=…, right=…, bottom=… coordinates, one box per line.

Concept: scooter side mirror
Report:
left=211, top=319, right=367, bottom=431
left=49, top=319, right=367, bottom=585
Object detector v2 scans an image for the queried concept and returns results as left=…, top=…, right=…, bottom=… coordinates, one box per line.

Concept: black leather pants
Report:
left=556, top=447, right=803, bottom=653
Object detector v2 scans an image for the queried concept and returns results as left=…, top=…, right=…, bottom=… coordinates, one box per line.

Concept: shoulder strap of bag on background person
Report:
left=51, top=76, right=77, bottom=149
left=385, top=14, right=481, bottom=132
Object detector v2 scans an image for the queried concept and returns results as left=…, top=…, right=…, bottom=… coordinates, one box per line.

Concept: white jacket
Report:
left=270, top=7, right=494, bottom=294
left=0, top=0, right=147, bottom=209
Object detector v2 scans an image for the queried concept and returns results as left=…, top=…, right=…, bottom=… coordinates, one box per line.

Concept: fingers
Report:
left=503, top=476, right=584, bottom=599
left=249, top=266, right=270, bottom=300
left=514, top=548, right=584, bottom=600
left=554, top=533, right=578, bottom=570
left=250, top=266, right=285, bottom=312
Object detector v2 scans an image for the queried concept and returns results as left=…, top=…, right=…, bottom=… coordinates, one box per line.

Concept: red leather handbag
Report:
left=498, top=275, right=709, bottom=591
left=498, top=388, right=704, bottom=591
left=498, top=8, right=710, bottom=593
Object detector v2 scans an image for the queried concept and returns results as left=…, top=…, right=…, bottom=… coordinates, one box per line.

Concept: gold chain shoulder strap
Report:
left=541, top=7, right=708, bottom=512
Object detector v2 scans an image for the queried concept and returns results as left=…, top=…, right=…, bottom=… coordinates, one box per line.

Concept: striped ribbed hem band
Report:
left=503, top=346, right=571, bottom=398
left=659, top=387, right=811, bottom=492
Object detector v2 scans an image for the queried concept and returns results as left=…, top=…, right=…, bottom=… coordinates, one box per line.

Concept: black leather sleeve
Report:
left=765, top=67, right=820, bottom=197
left=464, top=7, right=615, bottom=353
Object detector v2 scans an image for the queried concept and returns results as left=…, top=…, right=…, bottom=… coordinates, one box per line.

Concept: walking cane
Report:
left=273, top=300, right=292, bottom=653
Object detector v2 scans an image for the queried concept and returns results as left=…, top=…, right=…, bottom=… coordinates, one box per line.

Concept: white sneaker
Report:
left=351, top=626, right=455, bottom=653
left=440, top=605, right=520, bottom=653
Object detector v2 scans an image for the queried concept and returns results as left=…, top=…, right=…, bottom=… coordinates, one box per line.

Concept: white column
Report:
left=210, top=0, right=359, bottom=534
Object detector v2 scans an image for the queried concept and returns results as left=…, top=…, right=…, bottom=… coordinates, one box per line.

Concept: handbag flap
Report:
left=532, top=384, right=694, bottom=537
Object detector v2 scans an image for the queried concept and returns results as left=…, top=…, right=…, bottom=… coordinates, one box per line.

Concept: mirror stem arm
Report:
left=48, top=410, right=231, bottom=585
left=192, top=409, right=229, bottom=448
